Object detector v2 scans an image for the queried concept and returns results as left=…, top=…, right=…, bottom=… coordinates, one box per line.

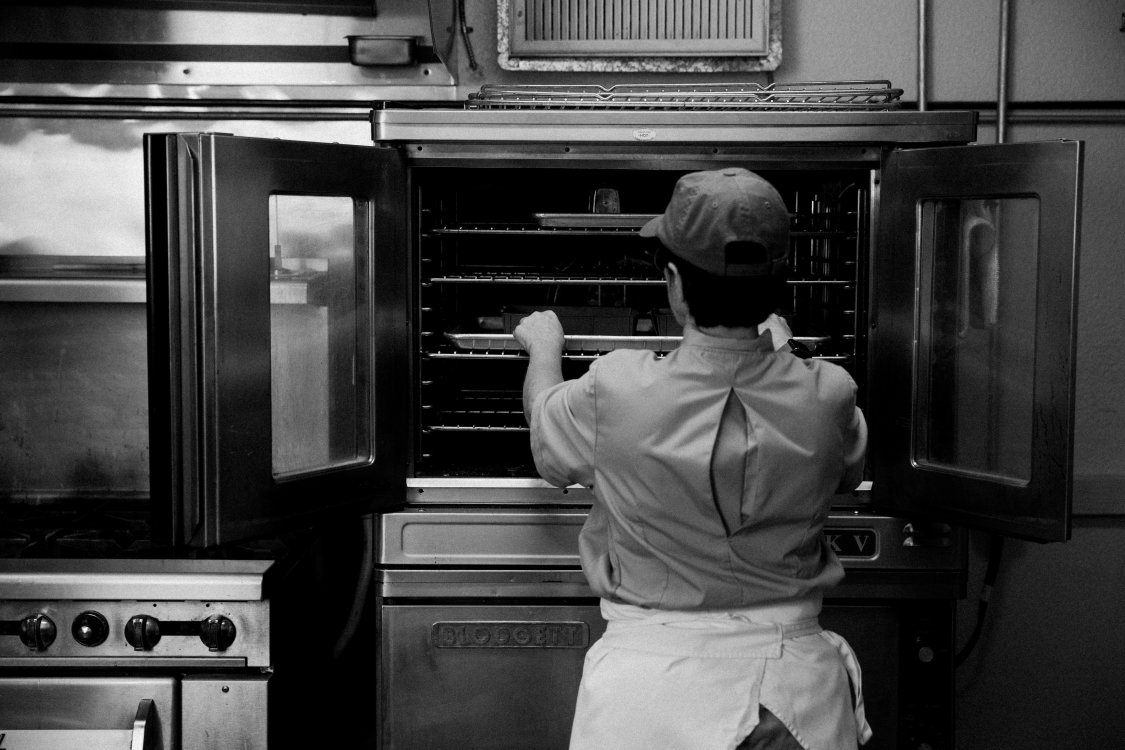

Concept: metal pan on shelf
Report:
left=445, top=333, right=680, bottom=353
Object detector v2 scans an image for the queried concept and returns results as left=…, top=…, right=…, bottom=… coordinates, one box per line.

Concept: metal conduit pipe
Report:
left=917, top=0, right=928, bottom=111
left=997, top=0, right=1011, bottom=143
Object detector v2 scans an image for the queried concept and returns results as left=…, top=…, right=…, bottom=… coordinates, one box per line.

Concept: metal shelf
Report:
left=427, top=273, right=664, bottom=285
left=425, top=424, right=529, bottom=433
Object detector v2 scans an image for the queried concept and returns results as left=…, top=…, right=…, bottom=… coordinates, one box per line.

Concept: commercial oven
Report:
left=143, top=82, right=1082, bottom=749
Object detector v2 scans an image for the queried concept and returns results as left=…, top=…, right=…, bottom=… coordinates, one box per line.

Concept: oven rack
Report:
left=429, top=224, right=858, bottom=239
left=425, top=353, right=853, bottom=366
left=443, top=333, right=678, bottom=354
left=427, top=349, right=626, bottom=362
left=427, top=273, right=664, bottom=285
left=466, top=81, right=904, bottom=111
left=428, top=224, right=650, bottom=236
left=432, top=333, right=850, bottom=361
left=425, top=274, right=854, bottom=286
left=425, top=424, right=529, bottom=433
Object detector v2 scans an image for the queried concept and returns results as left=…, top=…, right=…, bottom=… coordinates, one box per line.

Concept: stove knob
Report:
left=199, top=615, right=237, bottom=652
left=19, top=613, right=57, bottom=651
left=72, top=611, right=109, bottom=647
left=124, top=615, right=162, bottom=651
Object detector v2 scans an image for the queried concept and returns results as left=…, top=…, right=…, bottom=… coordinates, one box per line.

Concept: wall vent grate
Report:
left=508, top=0, right=772, bottom=57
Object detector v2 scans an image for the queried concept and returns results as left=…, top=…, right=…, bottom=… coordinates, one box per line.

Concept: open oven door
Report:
left=145, top=134, right=407, bottom=548
left=871, top=140, right=1082, bottom=542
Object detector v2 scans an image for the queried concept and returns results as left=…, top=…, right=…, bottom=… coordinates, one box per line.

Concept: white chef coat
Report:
left=529, top=325, right=867, bottom=610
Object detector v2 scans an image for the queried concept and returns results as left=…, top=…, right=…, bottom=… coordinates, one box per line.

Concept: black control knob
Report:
left=199, top=615, right=236, bottom=652
left=71, top=611, right=109, bottom=647
left=124, top=614, right=162, bottom=651
left=19, top=613, right=57, bottom=651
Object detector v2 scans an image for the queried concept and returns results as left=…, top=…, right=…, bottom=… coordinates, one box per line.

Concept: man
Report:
left=514, top=168, right=871, bottom=750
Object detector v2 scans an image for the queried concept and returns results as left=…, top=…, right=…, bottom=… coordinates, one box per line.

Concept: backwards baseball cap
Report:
left=640, top=168, right=790, bottom=277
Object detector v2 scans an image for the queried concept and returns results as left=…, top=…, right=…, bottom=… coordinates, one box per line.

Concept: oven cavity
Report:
left=411, top=166, right=868, bottom=481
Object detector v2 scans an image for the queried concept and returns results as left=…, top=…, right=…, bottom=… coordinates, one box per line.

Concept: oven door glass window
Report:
left=269, top=195, right=368, bottom=478
left=914, top=197, right=1039, bottom=485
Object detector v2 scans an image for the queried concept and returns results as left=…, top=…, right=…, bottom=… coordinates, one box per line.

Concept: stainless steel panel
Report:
left=182, top=675, right=269, bottom=750
left=378, top=509, right=964, bottom=571
left=376, top=598, right=953, bottom=750
left=407, top=477, right=593, bottom=504
left=0, top=300, right=149, bottom=498
left=0, top=600, right=270, bottom=667
left=1, top=698, right=163, bottom=750
left=0, top=279, right=145, bottom=303
left=379, top=603, right=605, bottom=750
left=378, top=568, right=594, bottom=598
left=378, top=509, right=587, bottom=567
left=0, top=0, right=456, bottom=100
left=374, top=108, right=978, bottom=145
left=0, top=559, right=272, bottom=601
left=0, top=676, right=176, bottom=739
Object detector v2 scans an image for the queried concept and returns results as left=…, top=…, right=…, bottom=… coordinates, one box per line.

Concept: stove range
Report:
left=0, top=498, right=296, bottom=561
left=0, top=555, right=276, bottom=748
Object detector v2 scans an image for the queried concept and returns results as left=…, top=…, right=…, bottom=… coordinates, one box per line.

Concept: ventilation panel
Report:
left=498, top=0, right=781, bottom=71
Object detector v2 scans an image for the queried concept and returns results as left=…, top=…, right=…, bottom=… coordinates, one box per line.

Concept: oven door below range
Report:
left=0, top=674, right=270, bottom=750
left=0, top=676, right=173, bottom=749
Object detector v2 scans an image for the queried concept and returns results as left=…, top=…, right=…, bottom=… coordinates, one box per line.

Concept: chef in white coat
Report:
left=515, top=167, right=872, bottom=750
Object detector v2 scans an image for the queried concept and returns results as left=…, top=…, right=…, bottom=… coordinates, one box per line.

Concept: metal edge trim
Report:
left=0, top=278, right=146, bottom=303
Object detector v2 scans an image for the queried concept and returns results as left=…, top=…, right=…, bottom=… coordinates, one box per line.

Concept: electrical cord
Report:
left=954, top=533, right=1004, bottom=667
left=456, top=0, right=479, bottom=71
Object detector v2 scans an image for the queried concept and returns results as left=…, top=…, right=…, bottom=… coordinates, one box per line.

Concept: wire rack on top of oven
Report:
left=466, top=81, right=903, bottom=110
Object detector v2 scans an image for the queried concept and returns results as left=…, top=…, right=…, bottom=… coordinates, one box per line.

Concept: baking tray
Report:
left=534, top=213, right=657, bottom=229
left=446, top=333, right=679, bottom=353
left=445, top=333, right=835, bottom=355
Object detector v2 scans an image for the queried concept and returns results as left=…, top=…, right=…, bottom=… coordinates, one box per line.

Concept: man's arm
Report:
left=513, top=310, right=566, bottom=423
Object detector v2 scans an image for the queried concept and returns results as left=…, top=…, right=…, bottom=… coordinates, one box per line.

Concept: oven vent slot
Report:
left=508, top=0, right=772, bottom=57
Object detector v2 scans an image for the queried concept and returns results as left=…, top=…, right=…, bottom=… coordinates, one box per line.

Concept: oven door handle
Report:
left=131, top=698, right=164, bottom=750
left=0, top=705, right=163, bottom=750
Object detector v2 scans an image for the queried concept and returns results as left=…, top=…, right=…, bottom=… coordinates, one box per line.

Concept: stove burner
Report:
left=0, top=499, right=154, bottom=559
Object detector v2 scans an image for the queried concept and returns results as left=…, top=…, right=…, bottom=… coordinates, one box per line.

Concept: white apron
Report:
left=569, top=598, right=872, bottom=750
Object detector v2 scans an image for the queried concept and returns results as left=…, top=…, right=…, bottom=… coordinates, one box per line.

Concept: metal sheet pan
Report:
left=533, top=213, right=657, bottom=228
left=445, top=333, right=678, bottom=352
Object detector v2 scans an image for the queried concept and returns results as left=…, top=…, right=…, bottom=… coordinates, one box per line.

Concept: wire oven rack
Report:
left=466, top=81, right=903, bottom=111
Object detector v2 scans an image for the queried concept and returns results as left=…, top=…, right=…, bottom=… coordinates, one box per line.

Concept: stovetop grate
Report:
left=466, top=81, right=903, bottom=111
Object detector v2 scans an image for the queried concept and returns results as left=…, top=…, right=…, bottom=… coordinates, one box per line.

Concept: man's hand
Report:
left=513, top=310, right=566, bottom=424
left=514, top=310, right=566, bottom=357
left=758, top=313, right=794, bottom=352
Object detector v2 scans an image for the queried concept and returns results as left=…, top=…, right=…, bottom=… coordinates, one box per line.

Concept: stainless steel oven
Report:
left=143, top=82, right=1082, bottom=749
left=374, top=512, right=962, bottom=749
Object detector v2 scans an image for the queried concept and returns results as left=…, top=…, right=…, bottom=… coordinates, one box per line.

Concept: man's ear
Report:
left=665, top=261, right=683, bottom=299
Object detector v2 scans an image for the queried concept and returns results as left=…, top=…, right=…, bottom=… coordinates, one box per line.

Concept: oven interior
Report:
left=410, top=165, right=870, bottom=480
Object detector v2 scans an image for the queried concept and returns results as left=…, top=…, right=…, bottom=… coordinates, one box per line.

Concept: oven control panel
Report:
left=0, top=600, right=269, bottom=667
